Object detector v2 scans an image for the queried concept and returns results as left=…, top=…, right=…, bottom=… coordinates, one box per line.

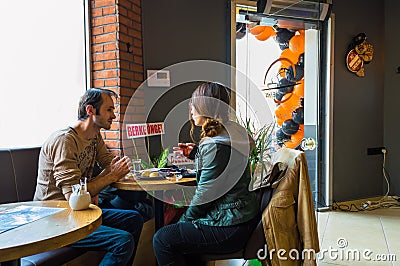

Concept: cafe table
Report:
left=0, top=200, right=102, bottom=266
left=112, top=176, right=196, bottom=231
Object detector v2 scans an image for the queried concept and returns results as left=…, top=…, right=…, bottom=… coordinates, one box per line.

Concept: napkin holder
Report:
left=69, top=179, right=91, bottom=210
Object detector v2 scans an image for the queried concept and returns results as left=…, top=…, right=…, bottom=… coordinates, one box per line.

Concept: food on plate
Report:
left=141, top=169, right=152, bottom=177
left=149, top=172, right=159, bottom=178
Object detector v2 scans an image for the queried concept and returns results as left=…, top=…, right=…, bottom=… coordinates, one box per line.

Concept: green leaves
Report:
left=241, top=118, right=275, bottom=175
left=141, top=147, right=170, bottom=169
left=156, top=147, right=169, bottom=168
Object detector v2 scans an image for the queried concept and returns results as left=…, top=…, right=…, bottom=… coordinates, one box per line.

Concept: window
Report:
left=0, top=0, right=89, bottom=148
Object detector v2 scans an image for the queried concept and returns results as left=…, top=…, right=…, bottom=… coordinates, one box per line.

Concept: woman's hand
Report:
left=175, top=143, right=195, bottom=157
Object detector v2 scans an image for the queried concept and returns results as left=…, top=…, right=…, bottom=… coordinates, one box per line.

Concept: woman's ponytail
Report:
left=201, top=118, right=223, bottom=138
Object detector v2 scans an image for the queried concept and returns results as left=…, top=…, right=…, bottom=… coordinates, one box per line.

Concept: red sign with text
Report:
left=126, top=122, right=165, bottom=139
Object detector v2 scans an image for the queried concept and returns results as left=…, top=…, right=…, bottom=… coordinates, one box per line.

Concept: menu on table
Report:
left=0, top=205, right=65, bottom=234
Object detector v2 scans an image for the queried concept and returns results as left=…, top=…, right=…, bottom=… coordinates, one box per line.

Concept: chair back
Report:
left=243, top=186, right=275, bottom=259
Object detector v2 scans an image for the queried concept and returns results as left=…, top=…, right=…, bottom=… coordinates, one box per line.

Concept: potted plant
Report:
left=241, top=119, right=275, bottom=181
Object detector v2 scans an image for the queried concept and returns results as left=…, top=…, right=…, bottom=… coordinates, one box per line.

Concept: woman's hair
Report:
left=78, top=88, right=118, bottom=120
left=189, top=82, right=231, bottom=140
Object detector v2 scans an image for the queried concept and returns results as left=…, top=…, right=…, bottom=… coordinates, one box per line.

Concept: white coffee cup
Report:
left=69, top=192, right=91, bottom=210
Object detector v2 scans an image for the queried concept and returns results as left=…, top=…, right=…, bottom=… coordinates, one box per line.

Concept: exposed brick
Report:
left=133, top=47, right=142, bottom=56
left=93, top=15, right=117, bottom=26
left=119, top=16, right=133, bottom=28
left=132, top=0, right=141, bottom=7
left=93, top=79, right=105, bottom=88
left=91, top=26, right=104, bottom=35
left=104, top=43, right=118, bottom=51
left=103, top=6, right=116, bottom=15
left=119, top=33, right=132, bottom=44
left=94, top=51, right=117, bottom=61
left=133, top=56, right=143, bottom=65
left=120, top=78, right=131, bottom=87
left=105, top=78, right=119, bottom=87
left=103, top=24, right=118, bottom=33
left=92, top=44, right=104, bottom=53
left=132, top=22, right=141, bottom=31
left=95, top=0, right=117, bottom=8
left=120, top=60, right=130, bottom=70
left=108, top=149, right=120, bottom=157
left=120, top=52, right=134, bottom=62
left=94, top=33, right=117, bottom=44
left=132, top=81, right=142, bottom=88
left=119, top=105, right=127, bottom=114
left=131, top=13, right=141, bottom=23
left=119, top=24, right=128, bottom=35
left=120, top=69, right=134, bottom=78
left=118, top=6, right=128, bottom=17
left=130, top=29, right=142, bottom=40
left=104, top=61, right=117, bottom=69
left=104, top=140, right=121, bottom=149
left=92, top=62, right=104, bottom=71
left=92, top=8, right=103, bottom=17
left=91, top=0, right=143, bottom=155
left=93, top=69, right=118, bottom=79
left=133, top=39, right=142, bottom=48
left=104, top=131, right=119, bottom=139
left=133, top=72, right=143, bottom=82
left=131, top=64, right=143, bottom=73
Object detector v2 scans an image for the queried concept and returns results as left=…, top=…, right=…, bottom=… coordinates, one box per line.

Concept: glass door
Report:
left=233, top=2, right=329, bottom=209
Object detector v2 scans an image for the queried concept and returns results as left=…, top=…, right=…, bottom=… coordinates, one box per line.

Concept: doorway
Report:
left=232, top=1, right=331, bottom=209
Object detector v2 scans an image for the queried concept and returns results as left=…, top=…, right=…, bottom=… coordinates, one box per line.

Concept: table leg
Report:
left=154, top=191, right=164, bottom=232
left=0, top=259, right=20, bottom=266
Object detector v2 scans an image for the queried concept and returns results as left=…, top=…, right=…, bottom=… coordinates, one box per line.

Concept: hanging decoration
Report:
left=250, top=24, right=305, bottom=150
left=345, top=33, right=374, bottom=77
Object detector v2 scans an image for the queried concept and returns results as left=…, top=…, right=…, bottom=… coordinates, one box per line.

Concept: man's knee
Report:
left=117, top=231, right=135, bottom=252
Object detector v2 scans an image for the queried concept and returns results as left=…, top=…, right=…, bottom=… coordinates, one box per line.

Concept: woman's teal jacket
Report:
left=179, top=122, right=259, bottom=226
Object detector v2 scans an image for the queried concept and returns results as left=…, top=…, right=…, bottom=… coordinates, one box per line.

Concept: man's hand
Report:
left=91, top=194, right=99, bottom=205
left=109, top=156, right=131, bottom=181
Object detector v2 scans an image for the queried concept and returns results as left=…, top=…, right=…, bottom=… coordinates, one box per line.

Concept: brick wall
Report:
left=90, top=0, right=144, bottom=156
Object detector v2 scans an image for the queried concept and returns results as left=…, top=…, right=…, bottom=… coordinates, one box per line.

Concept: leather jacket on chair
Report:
left=251, top=148, right=320, bottom=266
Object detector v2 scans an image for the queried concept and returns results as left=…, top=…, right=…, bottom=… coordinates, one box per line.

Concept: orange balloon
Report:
left=292, top=80, right=304, bottom=97
left=279, top=49, right=298, bottom=66
left=274, top=93, right=301, bottom=125
left=289, top=34, right=305, bottom=55
left=284, top=124, right=304, bottom=149
left=249, top=25, right=266, bottom=35
left=275, top=104, right=292, bottom=126
left=255, top=26, right=276, bottom=41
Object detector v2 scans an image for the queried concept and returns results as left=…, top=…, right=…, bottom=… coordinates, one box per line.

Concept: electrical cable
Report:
left=360, top=149, right=400, bottom=211
left=332, top=149, right=400, bottom=212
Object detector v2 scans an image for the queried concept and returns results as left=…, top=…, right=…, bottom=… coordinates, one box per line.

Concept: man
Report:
left=34, top=88, right=144, bottom=266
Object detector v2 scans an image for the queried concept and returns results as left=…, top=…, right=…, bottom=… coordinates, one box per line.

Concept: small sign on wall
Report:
left=147, top=70, right=170, bottom=87
left=345, top=33, right=374, bottom=77
left=126, top=122, right=165, bottom=139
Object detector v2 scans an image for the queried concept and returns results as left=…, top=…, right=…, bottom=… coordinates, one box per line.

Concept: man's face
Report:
left=93, top=94, right=116, bottom=130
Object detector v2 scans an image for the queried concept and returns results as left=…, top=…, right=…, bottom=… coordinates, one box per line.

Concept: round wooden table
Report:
left=112, top=177, right=196, bottom=231
left=113, top=176, right=196, bottom=191
left=0, top=200, right=102, bottom=264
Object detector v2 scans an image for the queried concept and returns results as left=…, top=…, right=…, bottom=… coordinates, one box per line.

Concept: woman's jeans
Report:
left=153, top=217, right=258, bottom=266
left=70, top=208, right=144, bottom=266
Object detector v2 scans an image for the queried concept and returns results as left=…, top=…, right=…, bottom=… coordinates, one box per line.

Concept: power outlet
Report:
left=367, top=147, right=386, bottom=155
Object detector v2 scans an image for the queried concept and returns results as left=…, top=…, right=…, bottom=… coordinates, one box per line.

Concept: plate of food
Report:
left=135, top=169, right=165, bottom=180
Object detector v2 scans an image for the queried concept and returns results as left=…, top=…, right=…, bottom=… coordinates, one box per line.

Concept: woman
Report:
left=153, top=82, right=259, bottom=265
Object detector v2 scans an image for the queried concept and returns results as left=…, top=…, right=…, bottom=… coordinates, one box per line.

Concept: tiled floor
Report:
left=317, top=202, right=400, bottom=265
left=214, top=198, right=400, bottom=266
